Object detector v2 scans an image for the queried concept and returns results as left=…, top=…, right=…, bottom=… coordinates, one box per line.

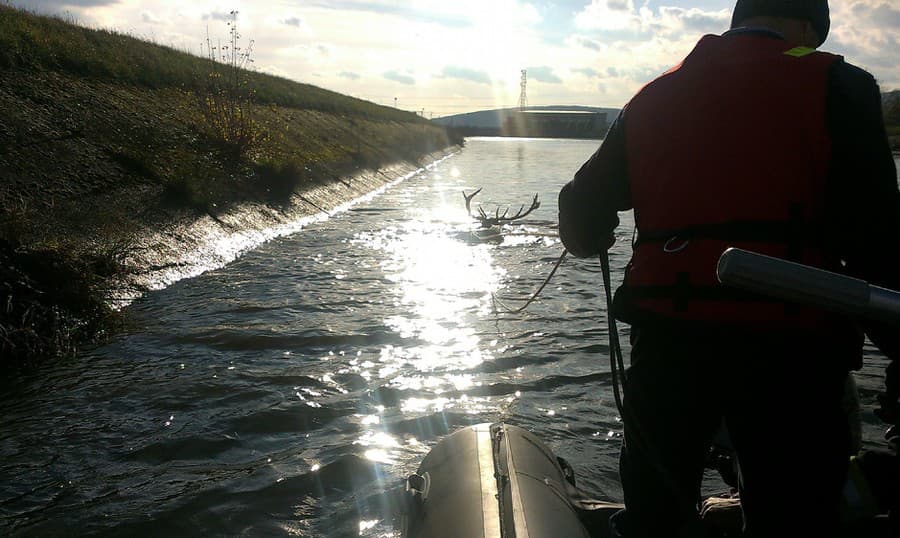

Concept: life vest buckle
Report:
left=663, top=236, right=690, bottom=253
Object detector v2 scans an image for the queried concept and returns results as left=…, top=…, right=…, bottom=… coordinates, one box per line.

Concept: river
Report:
left=1, top=140, right=896, bottom=537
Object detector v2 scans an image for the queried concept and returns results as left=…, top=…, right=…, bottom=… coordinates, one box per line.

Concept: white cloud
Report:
left=140, top=10, right=162, bottom=25
left=527, top=66, right=562, bottom=84
left=563, top=3, right=738, bottom=106
left=202, top=10, right=232, bottom=22
left=576, top=2, right=729, bottom=37
left=830, top=0, right=900, bottom=89
left=656, top=7, right=731, bottom=37
left=575, top=0, right=638, bottom=31
left=572, top=66, right=600, bottom=78
left=573, top=35, right=604, bottom=51
left=441, top=66, right=492, bottom=85
left=384, top=70, right=415, bottom=85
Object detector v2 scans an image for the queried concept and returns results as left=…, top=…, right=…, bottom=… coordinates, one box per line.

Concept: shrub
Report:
left=0, top=242, right=122, bottom=368
left=192, top=11, right=259, bottom=159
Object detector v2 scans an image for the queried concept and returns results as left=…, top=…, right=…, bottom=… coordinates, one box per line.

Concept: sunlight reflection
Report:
left=355, top=430, right=402, bottom=464
left=355, top=202, right=504, bottom=380
left=445, top=373, right=475, bottom=391
left=362, top=449, right=395, bottom=464
left=356, top=431, right=400, bottom=448
left=347, top=167, right=517, bottom=481
left=358, top=519, right=378, bottom=534
left=400, top=397, right=452, bottom=414
left=400, top=394, right=498, bottom=416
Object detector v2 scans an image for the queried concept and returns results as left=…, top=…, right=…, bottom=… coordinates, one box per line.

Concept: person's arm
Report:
left=825, top=59, right=900, bottom=424
left=558, top=112, right=632, bottom=257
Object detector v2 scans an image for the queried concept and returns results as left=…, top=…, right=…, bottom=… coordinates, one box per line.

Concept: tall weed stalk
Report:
left=194, top=10, right=258, bottom=158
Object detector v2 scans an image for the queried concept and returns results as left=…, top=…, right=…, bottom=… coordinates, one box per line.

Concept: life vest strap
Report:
left=628, top=280, right=768, bottom=311
left=635, top=218, right=823, bottom=248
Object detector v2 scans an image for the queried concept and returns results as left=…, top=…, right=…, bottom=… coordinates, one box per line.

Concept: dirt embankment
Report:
left=0, top=67, right=458, bottom=368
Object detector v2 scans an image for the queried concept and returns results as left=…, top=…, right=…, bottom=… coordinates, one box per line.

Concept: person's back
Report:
left=558, top=1, right=900, bottom=536
left=620, top=31, right=841, bottom=328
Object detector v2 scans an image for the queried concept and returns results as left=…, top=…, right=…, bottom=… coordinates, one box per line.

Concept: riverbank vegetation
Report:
left=884, top=94, right=900, bottom=152
left=0, top=4, right=459, bottom=368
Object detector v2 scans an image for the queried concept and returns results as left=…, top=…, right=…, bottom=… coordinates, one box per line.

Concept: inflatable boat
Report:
left=399, top=422, right=622, bottom=538
left=398, top=251, right=900, bottom=538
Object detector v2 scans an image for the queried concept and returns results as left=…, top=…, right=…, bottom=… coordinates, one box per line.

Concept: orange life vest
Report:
left=622, top=33, right=842, bottom=326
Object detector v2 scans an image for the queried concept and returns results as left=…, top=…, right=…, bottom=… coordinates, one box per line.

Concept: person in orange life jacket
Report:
left=557, top=0, right=900, bottom=536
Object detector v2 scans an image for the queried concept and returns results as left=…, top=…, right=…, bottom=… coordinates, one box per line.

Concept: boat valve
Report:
left=406, top=472, right=431, bottom=500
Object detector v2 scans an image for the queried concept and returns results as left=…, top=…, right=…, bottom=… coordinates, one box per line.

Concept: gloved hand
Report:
left=557, top=182, right=616, bottom=258
left=557, top=213, right=615, bottom=257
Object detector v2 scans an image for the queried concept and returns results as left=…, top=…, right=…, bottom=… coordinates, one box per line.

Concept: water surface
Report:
left=1, top=141, right=895, bottom=536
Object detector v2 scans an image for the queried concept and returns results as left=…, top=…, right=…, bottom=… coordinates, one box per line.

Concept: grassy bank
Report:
left=886, top=93, right=899, bottom=152
left=887, top=126, right=899, bottom=153
left=0, top=5, right=460, bottom=368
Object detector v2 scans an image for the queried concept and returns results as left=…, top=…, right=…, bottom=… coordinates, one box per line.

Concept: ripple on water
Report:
left=3, top=140, right=891, bottom=536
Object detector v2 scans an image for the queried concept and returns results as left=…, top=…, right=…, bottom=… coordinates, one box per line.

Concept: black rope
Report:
left=491, top=247, right=626, bottom=418
left=599, top=253, right=706, bottom=532
left=492, top=248, right=626, bottom=416
left=489, top=241, right=702, bottom=527
left=492, top=249, right=568, bottom=314
left=600, top=250, right=627, bottom=415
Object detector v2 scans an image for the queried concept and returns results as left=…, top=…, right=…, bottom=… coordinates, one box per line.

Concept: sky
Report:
left=9, top=0, right=900, bottom=117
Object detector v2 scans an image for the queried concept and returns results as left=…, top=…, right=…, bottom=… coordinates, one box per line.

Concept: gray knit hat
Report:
left=731, top=0, right=830, bottom=46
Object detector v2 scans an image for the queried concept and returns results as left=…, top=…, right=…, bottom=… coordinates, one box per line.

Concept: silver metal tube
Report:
left=717, top=248, right=900, bottom=326
left=868, top=286, right=900, bottom=326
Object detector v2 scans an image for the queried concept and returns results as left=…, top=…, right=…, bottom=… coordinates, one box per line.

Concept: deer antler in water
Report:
left=462, top=189, right=540, bottom=228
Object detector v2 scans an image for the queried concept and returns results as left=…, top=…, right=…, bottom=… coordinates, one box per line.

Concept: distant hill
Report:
left=435, top=92, right=896, bottom=129
left=432, top=105, right=621, bottom=130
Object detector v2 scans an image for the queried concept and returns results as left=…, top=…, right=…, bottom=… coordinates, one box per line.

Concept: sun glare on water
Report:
left=348, top=179, right=508, bottom=478
left=356, top=198, right=504, bottom=374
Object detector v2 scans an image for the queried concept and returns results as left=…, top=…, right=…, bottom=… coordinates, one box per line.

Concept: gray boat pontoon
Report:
left=399, top=250, right=900, bottom=537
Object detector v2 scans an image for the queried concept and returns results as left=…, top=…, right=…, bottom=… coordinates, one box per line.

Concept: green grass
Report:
left=887, top=125, right=899, bottom=152
left=0, top=4, right=421, bottom=122
left=885, top=97, right=899, bottom=148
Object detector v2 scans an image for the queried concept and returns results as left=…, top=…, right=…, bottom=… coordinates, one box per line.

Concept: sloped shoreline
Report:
left=0, top=149, right=458, bottom=369
left=116, top=153, right=455, bottom=306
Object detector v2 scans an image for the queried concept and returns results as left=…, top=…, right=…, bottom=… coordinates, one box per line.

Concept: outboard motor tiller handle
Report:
left=716, top=248, right=900, bottom=326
